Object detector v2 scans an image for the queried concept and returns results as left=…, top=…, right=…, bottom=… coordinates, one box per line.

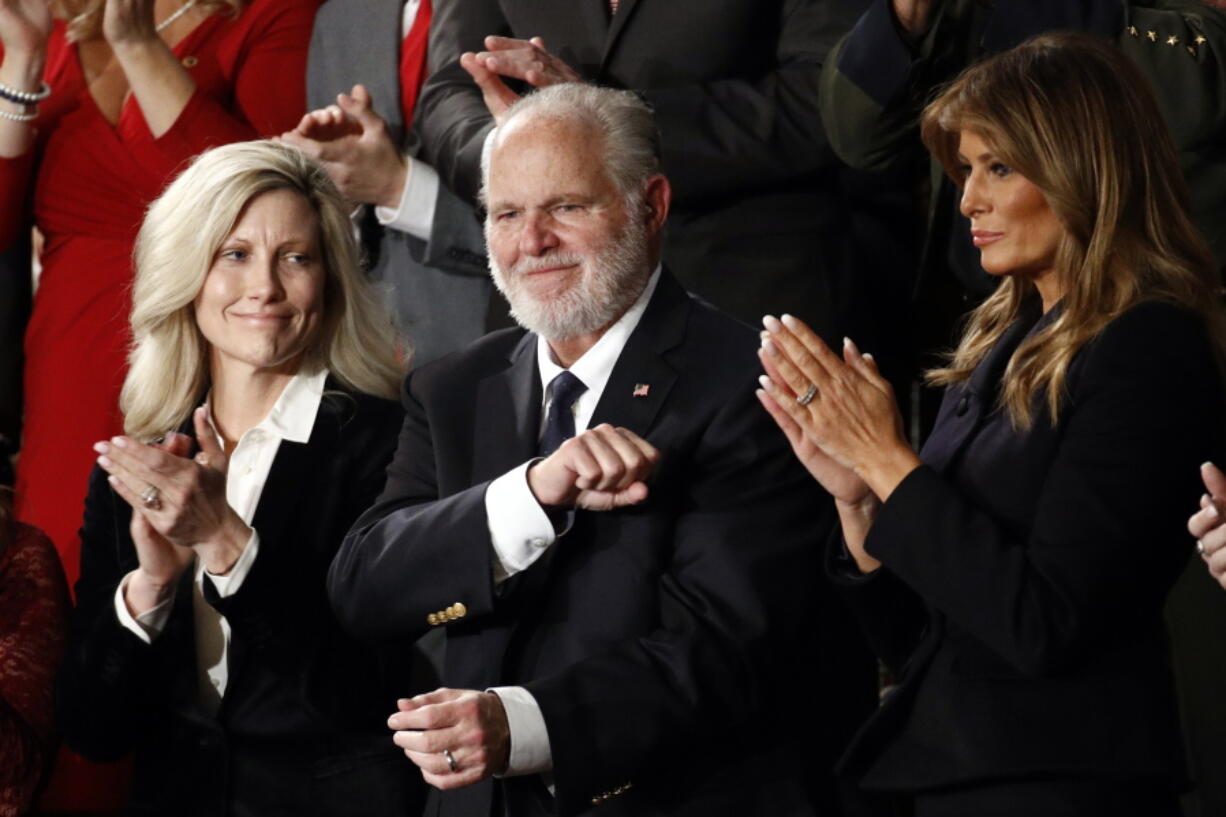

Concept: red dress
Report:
left=0, top=0, right=318, bottom=808
left=0, top=522, right=69, bottom=817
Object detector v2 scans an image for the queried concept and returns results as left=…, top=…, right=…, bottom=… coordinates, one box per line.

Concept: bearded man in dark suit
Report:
left=328, top=84, right=838, bottom=817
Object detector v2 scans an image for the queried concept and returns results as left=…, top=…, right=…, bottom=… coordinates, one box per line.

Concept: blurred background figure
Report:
left=761, top=32, right=1226, bottom=816
left=0, top=490, right=69, bottom=817
left=0, top=0, right=318, bottom=806
left=281, top=0, right=507, bottom=370
left=56, top=141, right=421, bottom=817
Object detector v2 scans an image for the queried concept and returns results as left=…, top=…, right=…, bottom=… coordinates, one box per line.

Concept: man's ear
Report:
left=641, top=175, right=672, bottom=235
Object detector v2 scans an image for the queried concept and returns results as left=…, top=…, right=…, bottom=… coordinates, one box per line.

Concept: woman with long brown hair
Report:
left=759, top=32, right=1226, bottom=815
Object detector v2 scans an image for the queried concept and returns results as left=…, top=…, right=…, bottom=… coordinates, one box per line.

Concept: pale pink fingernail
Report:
left=97, top=455, right=113, bottom=468
left=781, top=314, right=800, bottom=329
left=111, top=436, right=128, bottom=448
left=758, top=374, right=774, bottom=391
left=762, top=338, right=778, bottom=356
left=762, top=315, right=782, bottom=333
left=93, top=441, right=108, bottom=454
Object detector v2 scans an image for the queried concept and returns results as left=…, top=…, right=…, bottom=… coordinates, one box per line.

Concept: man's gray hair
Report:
left=480, top=83, right=662, bottom=204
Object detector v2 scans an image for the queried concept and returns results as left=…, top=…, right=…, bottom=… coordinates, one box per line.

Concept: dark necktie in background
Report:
left=539, top=371, right=587, bottom=457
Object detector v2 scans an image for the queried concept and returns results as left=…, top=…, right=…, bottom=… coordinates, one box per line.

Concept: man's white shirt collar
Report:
left=535, top=265, right=663, bottom=407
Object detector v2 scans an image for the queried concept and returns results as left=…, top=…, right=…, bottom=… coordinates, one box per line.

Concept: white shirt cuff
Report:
left=374, top=155, right=439, bottom=241
left=489, top=685, right=553, bottom=776
left=485, top=461, right=557, bottom=585
left=204, top=527, right=259, bottom=597
left=114, top=571, right=175, bottom=644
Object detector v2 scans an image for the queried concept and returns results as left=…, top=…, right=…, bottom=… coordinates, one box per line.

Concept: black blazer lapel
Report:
left=920, top=302, right=1044, bottom=474
left=588, top=270, right=688, bottom=439
left=601, top=0, right=643, bottom=68
left=472, top=331, right=541, bottom=484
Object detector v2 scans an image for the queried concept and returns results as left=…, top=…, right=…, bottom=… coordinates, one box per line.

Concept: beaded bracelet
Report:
left=0, top=80, right=51, bottom=106
left=0, top=106, right=38, bottom=122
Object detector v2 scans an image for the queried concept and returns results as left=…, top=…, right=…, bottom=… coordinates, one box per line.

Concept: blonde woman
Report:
left=758, top=33, right=1226, bottom=816
left=57, top=141, right=422, bottom=817
left=0, top=0, right=317, bottom=761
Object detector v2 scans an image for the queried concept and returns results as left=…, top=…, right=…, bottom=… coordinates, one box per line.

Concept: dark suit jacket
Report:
left=57, top=387, right=421, bottom=817
left=829, top=299, right=1225, bottom=792
left=329, top=272, right=834, bottom=817
left=415, top=0, right=913, bottom=345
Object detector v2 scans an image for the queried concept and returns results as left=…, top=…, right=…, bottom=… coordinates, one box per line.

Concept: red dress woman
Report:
left=0, top=0, right=317, bottom=808
left=0, top=509, right=69, bottom=817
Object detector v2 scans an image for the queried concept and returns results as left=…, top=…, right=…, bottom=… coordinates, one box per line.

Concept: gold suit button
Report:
left=427, top=613, right=439, bottom=626
left=454, top=602, right=467, bottom=617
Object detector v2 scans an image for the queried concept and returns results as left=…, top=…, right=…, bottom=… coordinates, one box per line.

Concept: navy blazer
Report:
left=831, top=299, right=1226, bottom=792
left=57, top=387, right=421, bottom=817
left=329, top=272, right=846, bottom=817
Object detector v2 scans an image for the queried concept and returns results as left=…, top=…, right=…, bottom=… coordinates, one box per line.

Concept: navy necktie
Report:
left=539, top=371, right=588, bottom=457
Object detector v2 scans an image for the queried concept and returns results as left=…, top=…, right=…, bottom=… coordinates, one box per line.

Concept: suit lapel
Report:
left=219, top=395, right=342, bottom=700
left=472, top=332, right=541, bottom=483
left=920, top=302, right=1043, bottom=474
left=588, top=270, right=687, bottom=438
left=602, top=0, right=643, bottom=67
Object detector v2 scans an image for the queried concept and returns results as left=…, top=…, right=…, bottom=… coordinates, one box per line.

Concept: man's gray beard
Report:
left=487, top=216, right=651, bottom=341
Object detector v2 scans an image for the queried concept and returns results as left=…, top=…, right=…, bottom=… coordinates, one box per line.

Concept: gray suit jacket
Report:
left=308, top=0, right=500, bottom=368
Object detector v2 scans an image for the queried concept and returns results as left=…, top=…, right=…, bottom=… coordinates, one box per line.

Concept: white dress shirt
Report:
left=482, top=267, right=662, bottom=777
left=114, top=368, right=329, bottom=712
left=371, top=0, right=441, bottom=241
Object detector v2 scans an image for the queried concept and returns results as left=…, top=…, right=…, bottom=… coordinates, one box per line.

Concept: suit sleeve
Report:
left=417, top=0, right=865, bottom=205
left=818, top=0, right=979, bottom=172
left=57, top=467, right=181, bottom=761
left=114, top=0, right=318, bottom=181
left=328, top=368, right=502, bottom=644
left=861, top=305, right=1223, bottom=678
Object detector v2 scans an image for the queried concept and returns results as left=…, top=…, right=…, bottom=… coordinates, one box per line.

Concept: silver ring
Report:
left=1198, top=540, right=1207, bottom=555
left=796, top=383, right=817, bottom=406
left=139, top=484, right=162, bottom=510
left=443, top=748, right=458, bottom=773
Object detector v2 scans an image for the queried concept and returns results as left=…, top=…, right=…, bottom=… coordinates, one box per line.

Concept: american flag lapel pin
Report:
left=632, top=383, right=650, bottom=398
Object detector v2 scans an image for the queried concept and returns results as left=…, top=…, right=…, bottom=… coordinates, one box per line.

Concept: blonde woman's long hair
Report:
left=122, top=140, right=403, bottom=441
left=57, top=0, right=241, bottom=42
left=923, top=31, right=1224, bottom=428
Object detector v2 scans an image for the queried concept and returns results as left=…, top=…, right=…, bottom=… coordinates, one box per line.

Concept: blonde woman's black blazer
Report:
left=57, top=386, right=421, bottom=817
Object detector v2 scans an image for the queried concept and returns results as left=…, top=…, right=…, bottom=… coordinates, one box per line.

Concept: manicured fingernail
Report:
left=762, top=338, right=778, bottom=356
left=1209, top=503, right=1220, bottom=519
left=781, top=314, right=800, bottom=330
left=107, top=475, right=118, bottom=486
left=758, top=374, right=774, bottom=391
left=93, top=441, right=108, bottom=453
left=97, top=455, right=113, bottom=468
left=762, top=315, right=782, bottom=333
left=863, top=352, right=875, bottom=362
left=111, top=436, right=127, bottom=448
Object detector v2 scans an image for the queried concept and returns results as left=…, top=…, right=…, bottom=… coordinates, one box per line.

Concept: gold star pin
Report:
left=1147, top=30, right=1158, bottom=42
left=1188, top=45, right=1198, bottom=56
left=1195, top=35, right=1208, bottom=45
left=1167, top=35, right=1180, bottom=46
left=1127, top=25, right=1139, bottom=37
